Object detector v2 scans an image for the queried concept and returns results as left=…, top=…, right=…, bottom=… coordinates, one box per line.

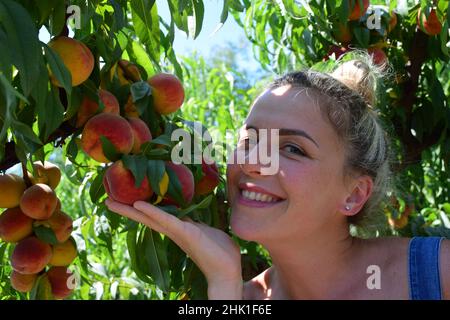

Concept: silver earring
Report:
left=345, top=205, right=351, bottom=211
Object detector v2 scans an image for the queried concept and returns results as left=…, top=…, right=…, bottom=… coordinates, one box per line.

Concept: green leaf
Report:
left=165, top=163, right=185, bottom=207
left=149, top=134, right=172, bottom=146
left=30, top=274, right=54, bottom=300
left=43, top=85, right=65, bottom=141
left=100, top=136, right=120, bottom=162
left=178, top=194, right=213, bottom=218
left=131, top=41, right=156, bottom=76
left=11, top=118, right=42, bottom=147
left=0, top=74, right=29, bottom=150
left=442, top=203, right=450, bottom=215
left=66, top=136, right=79, bottom=162
left=168, top=0, right=189, bottom=35
left=90, top=170, right=106, bottom=203
left=353, top=26, right=370, bottom=48
left=228, top=0, right=245, bottom=12
left=43, top=42, right=72, bottom=95
left=122, top=154, right=148, bottom=187
left=126, top=225, right=152, bottom=283
left=65, top=86, right=84, bottom=121
left=147, top=159, right=166, bottom=196
left=156, top=204, right=179, bottom=215
left=130, top=80, right=152, bottom=102
left=220, top=0, right=229, bottom=24
left=146, top=148, right=169, bottom=158
left=0, top=242, right=8, bottom=266
left=130, top=0, right=161, bottom=64
left=35, top=0, right=62, bottom=25
left=140, top=228, right=170, bottom=292
left=189, top=0, right=204, bottom=39
left=0, top=0, right=41, bottom=96
left=33, top=225, right=59, bottom=245
left=0, top=28, right=12, bottom=77
left=49, top=0, right=66, bottom=36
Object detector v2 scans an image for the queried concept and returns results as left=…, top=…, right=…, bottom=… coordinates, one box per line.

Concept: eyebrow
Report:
left=245, top=125, right=319, bottom=149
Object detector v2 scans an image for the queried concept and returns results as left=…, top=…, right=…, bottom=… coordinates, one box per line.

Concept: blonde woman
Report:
left=106, top=56, right=450, bottom=300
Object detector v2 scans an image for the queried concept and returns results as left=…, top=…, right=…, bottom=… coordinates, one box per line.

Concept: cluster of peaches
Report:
left=326, top=0, right=446, bottom=65
left=47, top=37, right=220, bottom=207
left=0, top=162, right=76, bottom=299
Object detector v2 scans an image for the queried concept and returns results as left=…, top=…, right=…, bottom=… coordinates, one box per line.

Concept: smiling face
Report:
left=227, top=85, right=354, bottom=243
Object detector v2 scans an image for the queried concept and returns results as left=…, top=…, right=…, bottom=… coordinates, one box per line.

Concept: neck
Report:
left=262, top=223, right=362, bottom=299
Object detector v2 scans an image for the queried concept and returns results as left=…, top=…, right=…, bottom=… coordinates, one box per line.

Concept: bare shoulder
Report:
left=243, top=268, right=271, bottom=300
left=439, top=239, right=450, bottom=299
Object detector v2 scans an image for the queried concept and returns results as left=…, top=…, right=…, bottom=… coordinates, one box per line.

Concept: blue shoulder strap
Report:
left=409, top=236, right=444, bottom=300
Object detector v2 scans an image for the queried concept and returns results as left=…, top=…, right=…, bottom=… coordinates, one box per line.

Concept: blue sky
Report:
left=156, top=0, right=261, bottom=72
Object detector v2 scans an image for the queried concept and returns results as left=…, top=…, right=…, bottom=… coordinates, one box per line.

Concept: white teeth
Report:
left=241, top=189, right=277, bottom=202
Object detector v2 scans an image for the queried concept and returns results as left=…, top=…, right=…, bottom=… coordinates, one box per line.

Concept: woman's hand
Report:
left=105, top=199, right=243, bottom=299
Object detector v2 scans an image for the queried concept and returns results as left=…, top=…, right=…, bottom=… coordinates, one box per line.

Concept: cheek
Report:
left=226, top=163, right=240, bottom=199
left=280, top=160, right=334, bottom=207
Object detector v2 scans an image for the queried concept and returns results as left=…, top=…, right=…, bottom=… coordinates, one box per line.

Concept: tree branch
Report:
left=0, top=121, right=78, bottom=172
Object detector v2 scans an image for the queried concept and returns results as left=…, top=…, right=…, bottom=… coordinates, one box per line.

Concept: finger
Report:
left=106, top=199, right=156, bottom=227
left=133, top=201, right=192, bottom=241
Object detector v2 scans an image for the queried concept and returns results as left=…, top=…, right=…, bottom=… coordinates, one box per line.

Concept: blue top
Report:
left=408, top=236, right=445, bottom=300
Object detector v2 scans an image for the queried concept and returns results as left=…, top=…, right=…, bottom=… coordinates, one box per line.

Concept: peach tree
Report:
left=0, top=0, right=249, bottom=300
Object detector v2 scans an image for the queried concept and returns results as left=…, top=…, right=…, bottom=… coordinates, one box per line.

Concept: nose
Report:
left=236, top=143, right=264, bottom=177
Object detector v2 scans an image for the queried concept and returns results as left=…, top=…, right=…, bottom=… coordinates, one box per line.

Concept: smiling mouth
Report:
left=238, top=188, right=285, bottom=204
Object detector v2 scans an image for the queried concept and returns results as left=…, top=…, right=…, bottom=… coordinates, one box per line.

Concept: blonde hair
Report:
left=269, top=53, right=392, bottom=235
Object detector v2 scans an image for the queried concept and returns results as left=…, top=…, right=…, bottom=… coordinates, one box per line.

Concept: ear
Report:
left=341, top=175, right=373, bottom=217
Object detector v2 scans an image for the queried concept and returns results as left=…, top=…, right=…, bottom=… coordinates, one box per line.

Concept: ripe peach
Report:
left=10, top=271, right=38, bottom=293
left=324, top=45, right=349, bottom=61
left=29, top=161, right=61, bottom=190
left=20, top=183, right=58, bottom=220
left=417, top=8, right=442, bottom=36
left=103, top=160, right=153, bottom=205
left=49, top=238, right=77, bottom=266
left=81, top=113, right=134, bottom=163
left=55, top=198, right=61, bottom=212
left=128, top=118, right=152, bottom=154
left=348, top=0, right=369, bottom=21
left=148, top=73, right=185, bottom=115
left=35, top=210, right=73, bottom=243
left=75, top=89, right=120, bottom=127
left=162, top=162, right=194, bottom=206
left=102, top=59, right=141, bottom=88
left=115, top=60, right=141, bottom=84
left=368, top=47, right=387, bottom=66
left=0, top=174, right=26, bottom=208
left=48, top=36, right=94, bottom=87
left=0, top=207, right=33, bottom=243
left=12, top=237, right=53, bottom=274
left=47, top=267, right=74, bottom=299
left=194, top=160, right=220, bottom=196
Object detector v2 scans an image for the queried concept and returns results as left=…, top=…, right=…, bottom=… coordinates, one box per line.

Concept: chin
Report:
left=230, top=210, right=265, bottom=242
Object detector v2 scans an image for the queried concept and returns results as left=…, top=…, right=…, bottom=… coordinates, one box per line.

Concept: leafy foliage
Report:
left=1, top=0, right=450, bottom=300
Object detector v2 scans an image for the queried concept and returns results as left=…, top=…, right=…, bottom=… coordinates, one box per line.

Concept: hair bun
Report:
left=330, top=58, right=380, bottom=107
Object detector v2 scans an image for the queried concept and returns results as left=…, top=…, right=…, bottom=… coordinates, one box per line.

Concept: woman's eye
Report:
left=282, top=144, right=306, bottom=156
